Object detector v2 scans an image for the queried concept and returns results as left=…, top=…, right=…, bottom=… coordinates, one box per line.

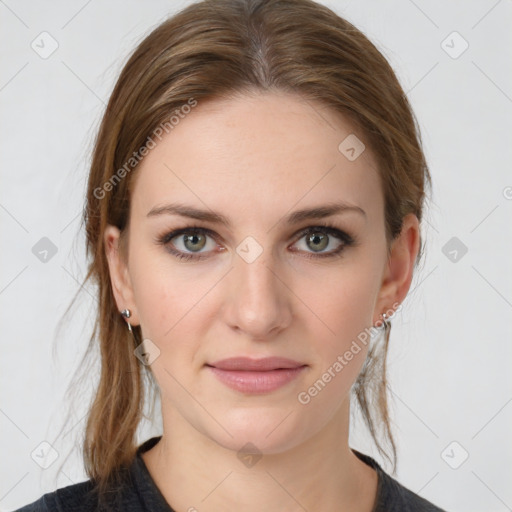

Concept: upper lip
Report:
left=207, top=357, right=306, bottom=371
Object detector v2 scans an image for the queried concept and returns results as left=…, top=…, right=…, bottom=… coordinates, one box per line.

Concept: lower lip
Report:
left=206, top=365, right=307, bottom=394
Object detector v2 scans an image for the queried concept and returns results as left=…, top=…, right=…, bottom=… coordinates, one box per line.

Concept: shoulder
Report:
left=12, top=478, right=123, bottom=512
left=377, top=470, right=447, bottom=511
left=14, top=437, right=164, bottom=512
left=351, top=449, right=447, bottom=512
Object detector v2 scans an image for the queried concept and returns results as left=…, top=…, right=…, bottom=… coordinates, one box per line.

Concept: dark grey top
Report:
left=14, top=436, right=447, bottom=511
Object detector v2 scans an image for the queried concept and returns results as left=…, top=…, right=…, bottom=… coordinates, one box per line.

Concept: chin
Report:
left=204, top=408, right=313, bottom=456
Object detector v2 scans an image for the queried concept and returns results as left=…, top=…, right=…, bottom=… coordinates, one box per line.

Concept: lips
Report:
left=205, top=357, right=308, bottom=393
left=206, top=356, right=306, bottom=371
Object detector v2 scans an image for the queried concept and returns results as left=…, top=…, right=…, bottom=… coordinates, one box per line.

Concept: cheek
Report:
left=296, top=259, right=379, bottom=342
left=128, top=244, right=219, bottom=346
left=291, top=258, right=382, bottom=402
left=293, top=273, right=378, bottom=413
left=128, top=244, right=181, bottom=339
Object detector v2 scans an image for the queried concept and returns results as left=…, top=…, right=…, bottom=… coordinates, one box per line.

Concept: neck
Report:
left=142, top=398, right=378, bottom=512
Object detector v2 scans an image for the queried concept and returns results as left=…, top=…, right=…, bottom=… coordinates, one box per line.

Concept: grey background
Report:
left=1, top=1, right=511, bottom=511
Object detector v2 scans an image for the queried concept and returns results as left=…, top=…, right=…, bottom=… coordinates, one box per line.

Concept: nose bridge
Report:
left=236, top=245, right=278, bottom=295
left=227, top=235, right=291, bottom=337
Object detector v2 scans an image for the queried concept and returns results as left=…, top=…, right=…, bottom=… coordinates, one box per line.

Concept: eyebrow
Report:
left=146, top=201, right=366, bottom=226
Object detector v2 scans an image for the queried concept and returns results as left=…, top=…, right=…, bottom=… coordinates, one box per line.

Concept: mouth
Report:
left=205, top=357, right=308, bottom=394
left=206, top=356, right=306, bottom=371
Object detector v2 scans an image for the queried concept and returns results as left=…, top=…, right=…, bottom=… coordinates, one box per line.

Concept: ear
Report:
left=104, top=224, right=140, bottom=326
left=373, top=213, right=420, bottom=324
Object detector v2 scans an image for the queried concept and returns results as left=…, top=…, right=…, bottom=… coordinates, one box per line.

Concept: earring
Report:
left=380, top=312, right=392, bottom=352
left=382, top=312, right=390, bottom=330
left=121, top=308, right=133, bottom=333
left=375, top=311, right=390, bottom=331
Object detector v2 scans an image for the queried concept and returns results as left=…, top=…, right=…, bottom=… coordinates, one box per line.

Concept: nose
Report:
left=224, top=249, right=293, bottom=340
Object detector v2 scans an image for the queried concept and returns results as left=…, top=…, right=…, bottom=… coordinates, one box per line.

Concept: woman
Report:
left=16, top=0, right=447, bottom=510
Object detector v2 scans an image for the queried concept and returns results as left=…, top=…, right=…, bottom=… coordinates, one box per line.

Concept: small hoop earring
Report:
left=121, top=308, right=133, bottom=333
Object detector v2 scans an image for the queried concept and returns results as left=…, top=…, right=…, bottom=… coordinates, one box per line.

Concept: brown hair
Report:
left=57, top=0, right=431, bottom=502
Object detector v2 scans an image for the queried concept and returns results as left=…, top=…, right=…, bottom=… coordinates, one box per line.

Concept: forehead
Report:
left=130, top=91, right=383, bottom=227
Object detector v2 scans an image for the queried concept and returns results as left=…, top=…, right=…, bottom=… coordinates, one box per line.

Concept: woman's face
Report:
left=105, top=90, right=416, bottom=454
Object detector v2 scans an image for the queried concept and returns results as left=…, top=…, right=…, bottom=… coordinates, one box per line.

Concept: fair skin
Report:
left=105, top=90, right=419, bottom=512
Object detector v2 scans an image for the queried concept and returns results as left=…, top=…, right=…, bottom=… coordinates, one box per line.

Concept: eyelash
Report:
left=155, top=222, right=356, bottom=262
